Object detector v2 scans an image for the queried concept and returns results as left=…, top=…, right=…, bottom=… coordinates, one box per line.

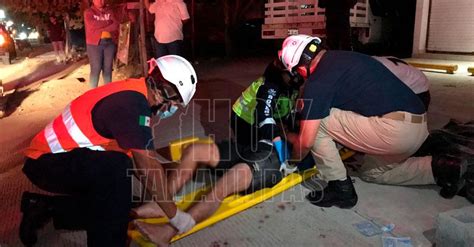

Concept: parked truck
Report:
left=261, top=0, right=383, bottom=45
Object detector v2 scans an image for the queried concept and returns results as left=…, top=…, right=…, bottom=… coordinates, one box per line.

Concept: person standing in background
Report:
left=84, top=0, right=119, bottom=88
left=318, top=0, right=357, bottom=51
left=67, top=4, right=86, bottom=59
left=47, top=15, right=67, bottom=64
left=145, top=0, right=190, bottom=58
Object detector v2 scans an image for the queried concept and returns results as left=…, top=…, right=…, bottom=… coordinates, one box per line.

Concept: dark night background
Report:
left=180, top=0, right=418, bottom=59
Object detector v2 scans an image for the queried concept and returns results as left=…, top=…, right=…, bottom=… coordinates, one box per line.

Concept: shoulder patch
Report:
left=139, top=115, right=151, bottom=127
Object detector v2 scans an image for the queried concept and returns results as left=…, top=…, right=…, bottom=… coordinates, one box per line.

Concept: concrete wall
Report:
left=427, top=0, right=474, bottom=53
left=412, top=0, right=430, bottom=57
left=412, top=0, right=474, bottom=58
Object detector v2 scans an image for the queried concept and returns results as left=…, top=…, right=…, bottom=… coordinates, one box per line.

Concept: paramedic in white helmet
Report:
left=280, top=35, right=467, bottom=209
left=20, top=55, right=198, bottom=246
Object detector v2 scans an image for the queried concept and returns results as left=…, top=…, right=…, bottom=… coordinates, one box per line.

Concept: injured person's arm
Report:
left=135, top=162, right=253, bottom=245
left=132, top=143, right=221, bottom=219
left=132, top=149, right=178, bottom=220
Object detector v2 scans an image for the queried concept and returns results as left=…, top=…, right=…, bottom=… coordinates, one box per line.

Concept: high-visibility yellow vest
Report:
left=232, top=77, right=297, bottom=125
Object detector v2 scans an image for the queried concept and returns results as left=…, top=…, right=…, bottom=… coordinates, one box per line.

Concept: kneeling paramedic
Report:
left=19, top=55, right=198, bottom=246
left=231, top=59, right=304, bottom=175
left=280, top=35, right=468, bottom=208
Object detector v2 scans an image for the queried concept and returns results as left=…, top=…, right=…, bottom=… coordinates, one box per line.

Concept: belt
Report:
left=380, top=111, right=427, bottom=123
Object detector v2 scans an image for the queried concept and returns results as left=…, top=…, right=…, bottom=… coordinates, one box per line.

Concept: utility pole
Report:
left=139, top=0, right=148, bottom=76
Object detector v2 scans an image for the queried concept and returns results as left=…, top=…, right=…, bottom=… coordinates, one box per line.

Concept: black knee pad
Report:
left=243, top=145, right=283, bottom=194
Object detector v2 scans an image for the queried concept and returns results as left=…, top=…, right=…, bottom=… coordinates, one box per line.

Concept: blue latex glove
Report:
left=273, top=139, right=291, bottom=163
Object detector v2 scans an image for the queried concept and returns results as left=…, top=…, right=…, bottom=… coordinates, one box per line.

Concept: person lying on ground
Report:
left=133, top=139, right=283, bottom=246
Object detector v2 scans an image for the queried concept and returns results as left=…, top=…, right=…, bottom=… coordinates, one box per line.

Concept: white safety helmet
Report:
left=279, top=35, right=322, bottom=73
left=151, top=55, right=197, bottom=106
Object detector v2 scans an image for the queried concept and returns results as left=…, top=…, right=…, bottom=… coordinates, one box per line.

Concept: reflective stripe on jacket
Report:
left=232, top=77, right=297, bottom=125
left=25, top=78, right=148, bottom=159
left=232, top=77, right=264, bottom=125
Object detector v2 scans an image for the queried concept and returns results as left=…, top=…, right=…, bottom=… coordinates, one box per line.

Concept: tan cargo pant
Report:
left=311, top=108, right=435, bottom=185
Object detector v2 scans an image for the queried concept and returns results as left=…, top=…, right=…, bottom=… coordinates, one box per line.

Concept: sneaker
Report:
left=431, top=154, right=467, bottom=199
left=306, top=176, right=358, bottom=209
left=19, top=192, right=54, bottom=246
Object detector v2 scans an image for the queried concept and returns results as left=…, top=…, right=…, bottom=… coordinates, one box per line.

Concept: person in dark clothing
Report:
left=280, top=35, right=468, bottom=208
left=318, top=0, right=357, bottom=50
left=47, top=15, right=66, bottom=63
left=230, top=60, right=305, bottom=175
left=231, top=61, right=302, bottom=147
left=66, top=4, right=86, bottom=57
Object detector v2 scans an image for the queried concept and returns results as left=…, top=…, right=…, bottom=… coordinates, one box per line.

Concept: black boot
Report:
left=306, top=176, right=358, bottom=209
left=431, top=154, right=467, bottom=199
left=19, top=192, right=54, bottom=246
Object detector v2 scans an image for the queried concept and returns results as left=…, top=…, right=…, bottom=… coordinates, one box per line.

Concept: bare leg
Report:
left=134, top=221, right=174, bottom=246
left=134, top=222, right=174, bottom=247
left=187, top=163, right=252, bottom=222
left=135, top=163, right=253, bottom=244
left=57, top=41, right=66, bottom=62
left=133, top=143, right=220, bottom=218
left=52, top=42, right=59, bottom=54
left=52, top=42, right=60, bottom=62
left=168, top=143, right=220, bottom=195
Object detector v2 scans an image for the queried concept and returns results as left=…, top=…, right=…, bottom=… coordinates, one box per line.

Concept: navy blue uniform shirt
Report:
left=301, top=51, right=426, bottom=120
left=92, top=91, right=155, bottom=150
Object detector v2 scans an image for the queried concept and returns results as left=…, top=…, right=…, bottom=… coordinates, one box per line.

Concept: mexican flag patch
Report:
left=139, top=115, right=151, bottom=127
